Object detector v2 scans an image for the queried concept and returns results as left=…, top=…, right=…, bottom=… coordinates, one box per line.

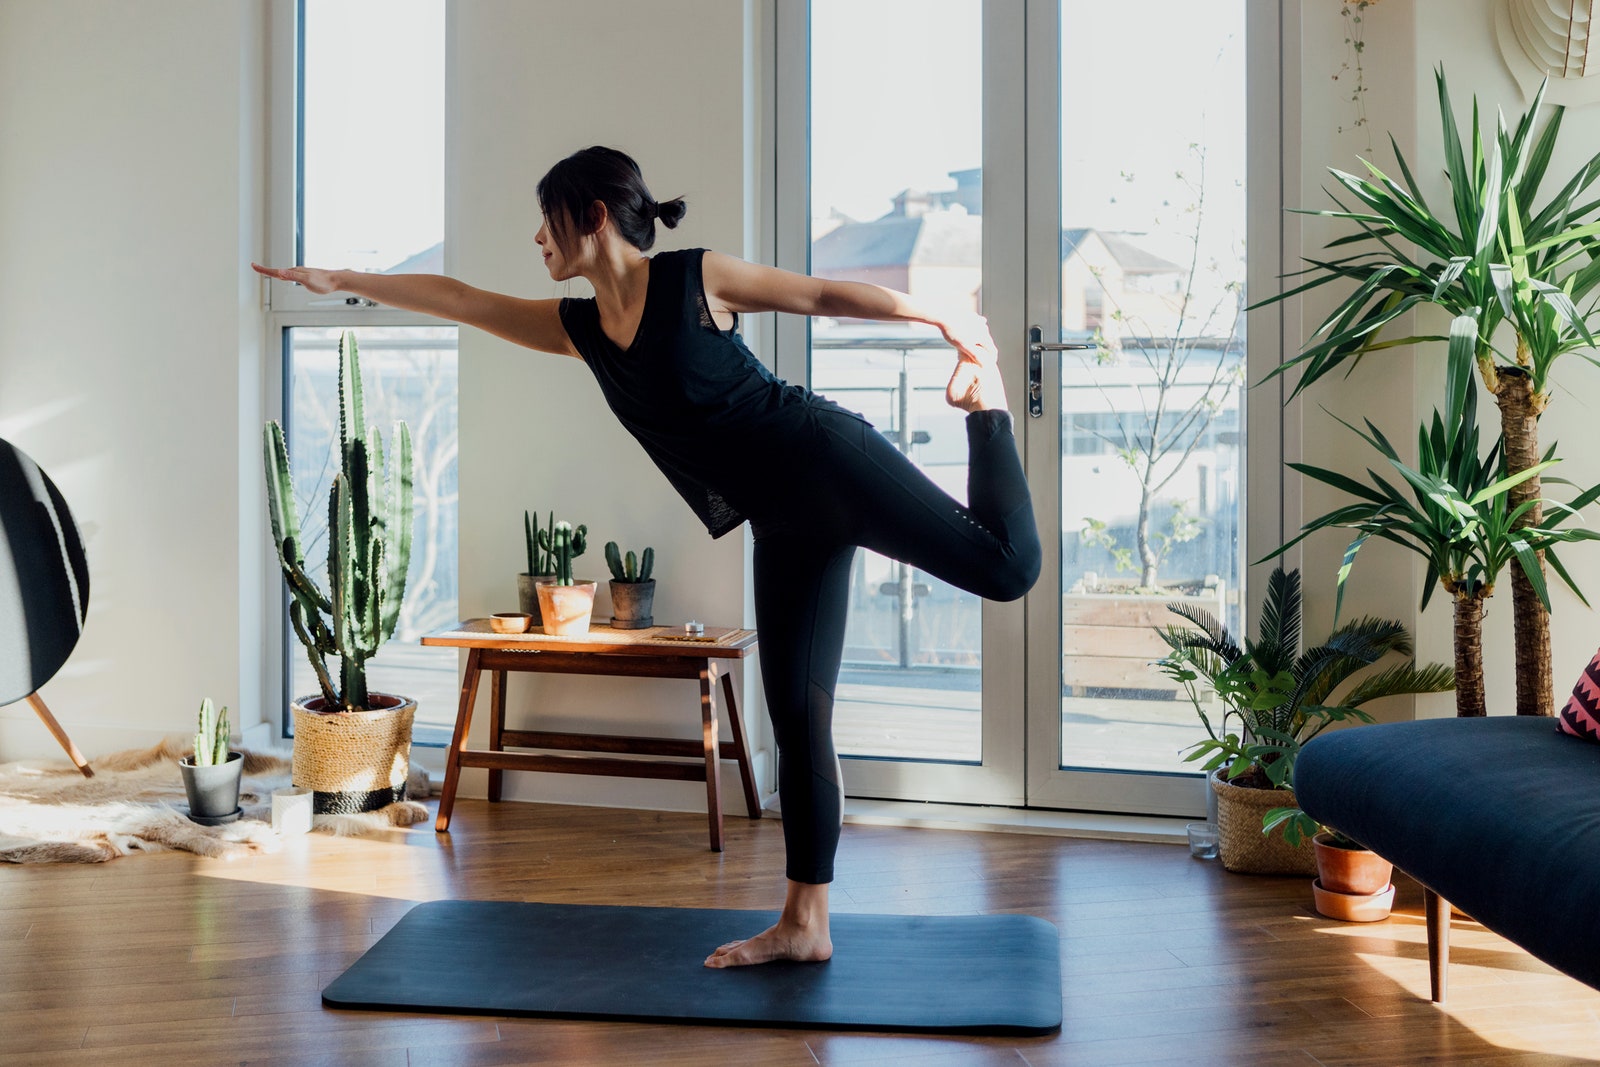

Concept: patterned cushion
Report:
left=1558, top=648, right=1600, bottom=742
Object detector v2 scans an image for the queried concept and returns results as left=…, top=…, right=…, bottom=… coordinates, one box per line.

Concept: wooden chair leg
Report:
left=26, top=693, right=92, bottom=777
left=720, top=669, right=761, bottom=818
left=436, top=648, right=484, bottom=833
left=487, top=669, right=505, bottom=803
left=1424, top=886, right=1450, bottom=1004
left=699, top=661, right=725, bottom=852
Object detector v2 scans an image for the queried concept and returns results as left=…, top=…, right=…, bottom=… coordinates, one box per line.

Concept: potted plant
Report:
left=1155, top=566, right=1453, bottom=875
left=1259, top=68, right=1600, bottom=716
left=605, top=540, right=655, bottom=629
left=264, top=331, right=417, bottom=815
left=1262, top=807, right=1397, bottom=922
left=178, top=697, right=242, bottom=824
left=534, top=520, right=594, bottom=636
left=519, top=509, right=557, bottom=624
left=1271, top=386, right=1600, bottom=716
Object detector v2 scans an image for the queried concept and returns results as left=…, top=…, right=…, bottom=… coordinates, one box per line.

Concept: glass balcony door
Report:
left=783, top=0, right=1276, bottom=814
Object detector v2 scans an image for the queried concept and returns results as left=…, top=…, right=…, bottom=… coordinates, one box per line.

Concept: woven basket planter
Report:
left=291, top=693, right=415, bottom=815
left=1210, top=769, right=1316, bottom=876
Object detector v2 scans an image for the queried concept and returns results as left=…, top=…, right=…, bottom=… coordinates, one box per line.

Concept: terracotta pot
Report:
left=291, top=692, right=415, bottom=815
left=536, top=580, right=598, bottom=636
left=1209, top=769, right=1317, bottom=876
left=1312, top=878, right=1396, bottom=922
left=1314, top=832, right=1394, bottom=896
left=608, top=578, right=656, bottom=629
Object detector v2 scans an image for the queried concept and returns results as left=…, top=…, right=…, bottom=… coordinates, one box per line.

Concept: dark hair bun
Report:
left=657, top=197, right=687, bottom=229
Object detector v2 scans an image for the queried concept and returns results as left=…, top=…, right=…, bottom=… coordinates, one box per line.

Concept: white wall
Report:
left=0, top=0, right=268, bottom=758
left=445, top=0, right=769, bottom=811
left=1282, top=0, right=1424, bottom=725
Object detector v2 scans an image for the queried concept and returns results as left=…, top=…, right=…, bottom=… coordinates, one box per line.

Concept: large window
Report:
left=270, top=0, right=458, bottom=742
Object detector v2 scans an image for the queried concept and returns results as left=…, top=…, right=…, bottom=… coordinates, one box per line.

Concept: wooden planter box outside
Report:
left=1061, top=584, right=1228, bottom=696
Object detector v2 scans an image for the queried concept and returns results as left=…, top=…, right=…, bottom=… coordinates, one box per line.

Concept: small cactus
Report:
left=537, top=521, right=588, bottom=584
left=193, top=697, right=230, bottom=766
left=605, top=541, right=654, bottom=582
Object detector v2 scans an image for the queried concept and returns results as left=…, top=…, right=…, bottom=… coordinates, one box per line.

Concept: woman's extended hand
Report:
left=938, top=312, right=999, bottom=366
left=251, top=262, right=341, bottom=295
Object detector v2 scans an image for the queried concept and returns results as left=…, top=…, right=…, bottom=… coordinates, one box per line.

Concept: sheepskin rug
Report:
left=0, top=736, right=430, bottom=863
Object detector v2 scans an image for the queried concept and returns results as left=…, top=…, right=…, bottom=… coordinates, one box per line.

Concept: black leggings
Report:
left=747, top=407, right=1041, bottom=883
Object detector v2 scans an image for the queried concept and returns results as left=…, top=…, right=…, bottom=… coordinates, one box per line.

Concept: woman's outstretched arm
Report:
left=700, top=251, right=995, bottom=364
left=251, top=264, right=578, bottom=359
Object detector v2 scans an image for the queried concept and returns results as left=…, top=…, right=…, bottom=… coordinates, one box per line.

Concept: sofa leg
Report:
left=1424, top=886, right=1449, bottom=1004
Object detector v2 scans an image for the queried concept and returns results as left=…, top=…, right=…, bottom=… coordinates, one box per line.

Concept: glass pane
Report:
left=809, top=0, right=983, bottom=764
left=285, top=327, right=459, bottom=733
left=1057, top=1, right=1247, bottom=774
left=301, top=0, right=444, bottom=272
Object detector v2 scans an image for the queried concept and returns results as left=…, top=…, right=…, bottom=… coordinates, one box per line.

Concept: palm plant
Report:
left=1269, top=387, right=1600, bottom=716
left=1260, top=66, right=1600, bottom=716
left=1155, top=566, right=1453, bottom=791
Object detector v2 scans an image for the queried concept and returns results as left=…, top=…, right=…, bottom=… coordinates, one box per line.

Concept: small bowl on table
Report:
left=490, top=612, right=533, bottom=634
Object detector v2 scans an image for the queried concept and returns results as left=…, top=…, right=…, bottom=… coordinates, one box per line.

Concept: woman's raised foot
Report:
left=946, top=358, right=1009, bottom=413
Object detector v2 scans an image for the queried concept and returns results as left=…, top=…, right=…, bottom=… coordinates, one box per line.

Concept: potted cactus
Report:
left=178, top=697, right=243, bottom=824
left=518, top=509, right=558, bottom=623
left=264, top=331, right=417, bottom=815
left=605, top=541, right=655, bottom=629
left=533, top=521, right=595, bottom=635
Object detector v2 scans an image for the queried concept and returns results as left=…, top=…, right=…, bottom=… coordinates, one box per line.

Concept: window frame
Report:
left=264, top=0, right=458, bottom=739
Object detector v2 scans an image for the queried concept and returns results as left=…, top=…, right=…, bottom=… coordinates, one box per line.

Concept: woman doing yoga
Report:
left=253, top=145, right=1041, bottom=969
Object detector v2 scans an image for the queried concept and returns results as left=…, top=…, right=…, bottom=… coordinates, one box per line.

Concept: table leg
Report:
left=719, top=669, right=760, bottom=818
left=488, top=669, right=506, bottom=803
left=436, top=647, right=484, bottom=833
left=699, top=660, right=725, bottom=852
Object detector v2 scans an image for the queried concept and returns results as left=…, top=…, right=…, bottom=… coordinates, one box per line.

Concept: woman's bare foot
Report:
left=704, top=879, right=833, bottom=968
left=945, top=357, right=1009, bottom=413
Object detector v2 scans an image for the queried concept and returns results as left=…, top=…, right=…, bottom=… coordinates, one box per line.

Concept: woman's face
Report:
left=535, top=216, right=579, bottom=281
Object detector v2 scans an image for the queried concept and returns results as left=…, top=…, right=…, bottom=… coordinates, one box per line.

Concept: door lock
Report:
left=1027, top=326, right=1096, bottom=417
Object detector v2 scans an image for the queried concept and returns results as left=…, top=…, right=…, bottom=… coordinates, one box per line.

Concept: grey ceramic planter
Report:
left=179, top=751, right=243, bottom=821
left=609, top=579, right=656, bottom=629
left=517, top=573, right=555, bottom=624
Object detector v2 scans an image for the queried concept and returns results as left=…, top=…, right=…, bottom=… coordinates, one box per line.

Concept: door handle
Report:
left=1027, top=326, right=1096, bottom=418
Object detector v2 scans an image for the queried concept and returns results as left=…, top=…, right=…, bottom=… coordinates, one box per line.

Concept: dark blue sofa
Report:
left=1295, top=715, right=1600, bottom=1003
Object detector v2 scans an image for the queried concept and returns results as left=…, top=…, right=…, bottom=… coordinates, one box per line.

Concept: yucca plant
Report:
left=1270, top=387, right=1600, bottom=716
left=1156, top=567, right=1453, bottom=801
left=1258, top=67, right=1600, bottom=715
left=264, top=332, right=413, bottom=712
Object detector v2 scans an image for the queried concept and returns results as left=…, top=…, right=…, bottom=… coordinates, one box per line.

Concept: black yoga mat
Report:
left=323, top=900, right=1061, bottom=1035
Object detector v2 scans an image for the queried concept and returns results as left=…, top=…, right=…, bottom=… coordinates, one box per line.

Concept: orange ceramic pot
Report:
left=1314, top=832, right=1394, bottom=896
left=1312, top=878, right=1396, bottom=922
left=535, top=580, right=598, bottom=636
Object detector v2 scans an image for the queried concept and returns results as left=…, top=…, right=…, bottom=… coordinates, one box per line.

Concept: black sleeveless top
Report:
left=558, top=248, right=864, bottom=538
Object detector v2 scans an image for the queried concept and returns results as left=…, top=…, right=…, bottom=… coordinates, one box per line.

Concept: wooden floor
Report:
left=3, top=799, right=1598, bottom=1066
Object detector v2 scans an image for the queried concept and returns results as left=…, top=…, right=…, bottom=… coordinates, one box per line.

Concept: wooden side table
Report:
left=421, top=620, right=762, bottom=851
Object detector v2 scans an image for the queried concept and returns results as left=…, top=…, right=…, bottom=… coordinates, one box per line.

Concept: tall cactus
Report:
left=264, top=331, right=413, bottom=712
left=524, top=509, right=557, bottom=576
left=537, top=521, right=587, bottom=584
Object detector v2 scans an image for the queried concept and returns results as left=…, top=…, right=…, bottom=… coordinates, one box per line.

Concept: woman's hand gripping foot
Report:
left=939, top=312, right=1008, bottom=413
left=704, top=879, right=833, bottom=968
